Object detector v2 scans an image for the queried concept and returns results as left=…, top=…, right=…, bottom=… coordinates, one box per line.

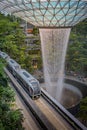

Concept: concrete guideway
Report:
left=13, top=95, right=40, bottom=130
left=34, top=97, right=72, bottom=130
left=9, top=81, right=42, bottom=130
left=4, top=67, right=75, bottom=130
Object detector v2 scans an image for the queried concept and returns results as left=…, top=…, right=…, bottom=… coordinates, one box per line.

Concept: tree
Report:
left=77, top=97, right=87, bottom=127
left=0, top=59, right=24, bottom=130
left=66, top=18, right=87, bottom=76
left=32, top=27, right=39, bottom=36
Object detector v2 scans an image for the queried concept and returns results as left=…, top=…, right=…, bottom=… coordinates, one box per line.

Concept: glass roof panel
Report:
left=7, top=0, right=15, bottom=3
left=0, top=0, right=87, bottom=27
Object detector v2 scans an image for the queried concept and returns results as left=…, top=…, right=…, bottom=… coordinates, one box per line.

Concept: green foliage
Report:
left=0, top=73, right=7, bottom=87
left=66, top=18, right=87, bottom=76
left=72, top=19, right=87, bottom=36
left=77, top=97, right=87, bottom=126
left=33, top=27, right=39, bottom=35
left=0, top=59, right=5, bottom=74
left=37, top=56, right=43, bottom=70
left=80, top=97, right=87, bottom=119
left=66, top=19, right=87, bottom=125
left=0, top=121, right=5, bottom=130
left=0, top=13, right=42, bottom=74
left=0, top=59, right=24, bottom=130
left=3, top=109, right=24, bottom=130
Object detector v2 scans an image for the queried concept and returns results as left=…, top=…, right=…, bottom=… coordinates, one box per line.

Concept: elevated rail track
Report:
left=4, top=68, right=87, bottom=130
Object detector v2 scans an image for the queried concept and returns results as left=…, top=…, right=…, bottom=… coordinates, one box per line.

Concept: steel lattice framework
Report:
left=0, top=0, right=87, bottom=27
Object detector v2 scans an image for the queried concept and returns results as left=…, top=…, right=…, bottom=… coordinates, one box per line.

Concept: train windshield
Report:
left=31, top=82, right=40, bottom=95
left=10, top=60, right=15, bottom=63
left=31, top=82, right=39, bottom=89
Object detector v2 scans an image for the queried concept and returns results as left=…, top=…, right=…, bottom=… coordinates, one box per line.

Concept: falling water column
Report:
left=39, top=28, right=71, bottom=102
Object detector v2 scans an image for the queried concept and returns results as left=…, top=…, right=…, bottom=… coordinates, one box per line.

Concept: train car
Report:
left=0, top=51, right=9, bottom=60
left=6, top=58, right=41, bottom=99
left=7, top=58, right=20, bottom=76
left=15, top=69, right=41, bottom=99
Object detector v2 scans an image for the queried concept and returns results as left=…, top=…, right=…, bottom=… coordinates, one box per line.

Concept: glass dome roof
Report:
left=0, top=0, right=87, bottom=27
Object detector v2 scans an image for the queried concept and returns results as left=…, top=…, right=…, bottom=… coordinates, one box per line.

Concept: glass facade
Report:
left=0, top=0, right=87, bottom=27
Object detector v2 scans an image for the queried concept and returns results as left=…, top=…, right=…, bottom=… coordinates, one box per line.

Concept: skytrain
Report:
left=0, top=51, right=9, bottom=59
left=0, top=51, right=41, bottom=99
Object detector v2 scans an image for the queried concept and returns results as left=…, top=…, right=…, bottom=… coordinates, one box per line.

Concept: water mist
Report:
left=39, top=28, right=71, bottom=102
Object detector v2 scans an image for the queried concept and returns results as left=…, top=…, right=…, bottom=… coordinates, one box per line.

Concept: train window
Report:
left=2, top=53, right=5, bottom=55
left=15, top=66, right=20, bottom=69
left=10, top=60, right=15, bottom=63
left=23, top=72, right=30, bottom=78
left=31, top=82, right=38, bottom=88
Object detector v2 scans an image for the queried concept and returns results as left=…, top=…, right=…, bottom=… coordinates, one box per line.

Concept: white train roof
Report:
left=18, top=69, right=38, bottom=85
left=7, top=58, right=20, bottom=69
left=0, top=51, right=8, bottom=59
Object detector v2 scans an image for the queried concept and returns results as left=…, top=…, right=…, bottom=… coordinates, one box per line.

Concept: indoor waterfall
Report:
left=39, top=28, right=71, bottom=102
